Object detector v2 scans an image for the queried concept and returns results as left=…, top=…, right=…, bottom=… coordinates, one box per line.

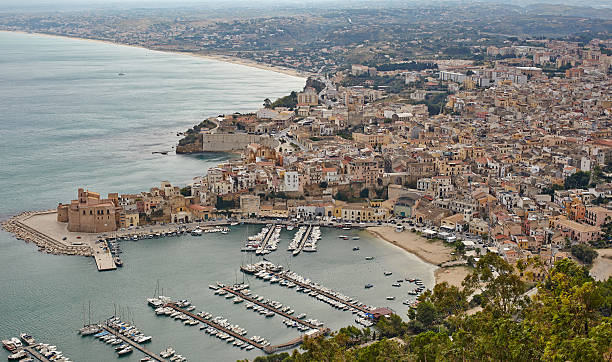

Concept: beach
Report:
left=367, top=226, right=454, bottom=266
left=0, top=30, right=308, bottom=79
left=367, top=226, right=469, bottom=287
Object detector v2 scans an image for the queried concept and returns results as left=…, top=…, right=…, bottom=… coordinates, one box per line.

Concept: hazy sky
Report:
left=0, top=0, right=609, bottom=12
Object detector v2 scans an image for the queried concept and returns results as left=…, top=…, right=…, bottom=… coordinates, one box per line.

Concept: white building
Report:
left=283, top=171, right=300, bottom=192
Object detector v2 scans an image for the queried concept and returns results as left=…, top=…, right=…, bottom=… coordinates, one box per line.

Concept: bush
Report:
left=570, top=244, right=598, bottom=265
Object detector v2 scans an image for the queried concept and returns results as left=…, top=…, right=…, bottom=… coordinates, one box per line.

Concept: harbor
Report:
left=1, top=223, right=435, bottom=361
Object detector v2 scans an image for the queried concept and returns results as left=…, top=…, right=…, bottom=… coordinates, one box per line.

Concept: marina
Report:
left=243, top=261, right=376, bottom=314
left=1, top=223, right=434, bottom=361
left=219, top=286, right=325, bottom=331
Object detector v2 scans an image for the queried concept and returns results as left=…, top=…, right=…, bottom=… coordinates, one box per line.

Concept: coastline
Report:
left=0, top=30, right=310, bottom=79
left=367, top=226, right=470, bottom=288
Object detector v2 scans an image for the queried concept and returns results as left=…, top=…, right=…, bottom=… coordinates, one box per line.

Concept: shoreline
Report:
left=367, top=226, right=470, bottom=288
left=3, top=210, right=470, bottom=285
left=0, top=30, right=310, bottom=79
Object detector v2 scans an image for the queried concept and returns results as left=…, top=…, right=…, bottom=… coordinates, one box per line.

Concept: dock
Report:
left=221, top=286, right=321, bottom=330
left=101, top=325, right=163, bottom=361
left=293, top=225, right=312, bottom=256
left=164, top=304, right=265, bottom=351
left=256, top=224, right=277, bottom=254
left=273, top=272, right=371, bottom=313
left=94, top=249, right=117, bottom=271
left=22, top=346, right=52, bottom=362
left=265, top=328, right=328, bottom=354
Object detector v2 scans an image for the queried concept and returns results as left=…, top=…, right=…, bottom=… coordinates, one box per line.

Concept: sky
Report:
left=0, top=0, right=609, bottom=12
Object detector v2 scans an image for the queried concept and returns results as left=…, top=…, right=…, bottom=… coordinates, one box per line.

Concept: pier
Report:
left=22, top=346, right=52, bottom=362
left=265, top=329, right=328, bottom=354
left=101, top=325, right=163, bottom=361
left=273, top=272, right=370, bottom=313
left=256, top=224, right=277, bottom=254
left=94, top=249, right=117, bottom=271
left=221, top=286, right=321, bottom=330
left=164, top=304, right=265, bottom=351
left=293, top=225, right=312, bottom=256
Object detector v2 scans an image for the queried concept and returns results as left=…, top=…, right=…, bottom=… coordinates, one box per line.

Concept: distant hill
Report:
left=525, top=3, right=612, bottom=20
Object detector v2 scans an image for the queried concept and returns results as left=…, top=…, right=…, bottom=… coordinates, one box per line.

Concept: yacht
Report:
left=117, top=346, right=133, bottom=356
left=2, top=339, right=16, bottom=352
left=8, top=351, right=27, bottom=361
left=20, top=333, right=35, bottom=346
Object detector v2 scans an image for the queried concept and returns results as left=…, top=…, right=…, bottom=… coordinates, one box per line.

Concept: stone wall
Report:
left=201, top=133, right=279, bottom=152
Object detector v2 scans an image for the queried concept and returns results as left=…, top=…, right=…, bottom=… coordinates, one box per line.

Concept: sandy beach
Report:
left=591, top=248, right=612, bottom=282
left=367, top=226, right=469, bottom=287
left=367, top=226, right=454, bottom=266
left=1, top=30, right=309, bottom=79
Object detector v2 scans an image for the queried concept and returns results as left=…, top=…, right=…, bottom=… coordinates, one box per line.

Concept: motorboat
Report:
left=20, top=333, right=35, bottom=346
left=364, top=284, right=373, bottom=289
left=386, top=296, right=395, bottom=300
left=384, top=271, right=393, bottom=276
left=352, top=246, right=360, bottom=251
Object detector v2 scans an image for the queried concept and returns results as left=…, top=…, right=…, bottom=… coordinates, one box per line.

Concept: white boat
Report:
left=191, top=229, right=203, bottom=236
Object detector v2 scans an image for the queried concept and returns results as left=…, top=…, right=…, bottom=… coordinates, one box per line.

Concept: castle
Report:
left=57, top=188, right=119, bottom=233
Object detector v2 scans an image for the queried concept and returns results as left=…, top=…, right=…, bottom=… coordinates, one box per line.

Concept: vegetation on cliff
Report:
left=248, top=256, right=612, bottom=361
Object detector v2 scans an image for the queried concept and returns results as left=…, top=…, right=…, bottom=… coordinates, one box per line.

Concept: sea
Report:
left=0, top=31, right=435, bottom=361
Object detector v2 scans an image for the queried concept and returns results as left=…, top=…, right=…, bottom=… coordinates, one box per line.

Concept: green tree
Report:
left=571, top=244, right=598, bottom=265
left=179, top=186, right=191, bottom=197
left=462, top=253, right=527, bottom=315
left=564, top=171, right=591, bottom=189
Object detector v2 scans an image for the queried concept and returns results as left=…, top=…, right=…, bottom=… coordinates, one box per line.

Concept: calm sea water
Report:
left=0, top=32, right=435, bottom=361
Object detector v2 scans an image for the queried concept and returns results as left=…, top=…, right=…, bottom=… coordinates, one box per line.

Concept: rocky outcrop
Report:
left=176, top=133, right=203, bottom=154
